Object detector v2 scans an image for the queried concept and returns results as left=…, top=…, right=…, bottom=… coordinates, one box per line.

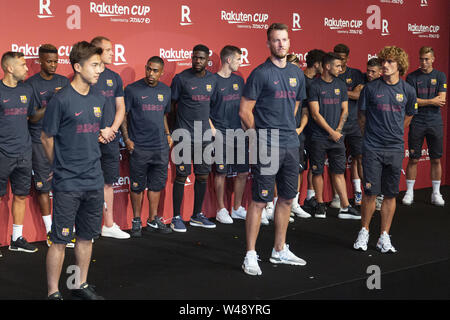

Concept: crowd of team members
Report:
left=0, top=22, right=447, bottom=299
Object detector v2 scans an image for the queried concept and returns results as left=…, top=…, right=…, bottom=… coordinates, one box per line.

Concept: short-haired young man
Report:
left=170, top=44, right=217, bottom=232
left=90, top=36, right=129, bottom=239
left=308, top=52, right=360, bottom=220
left=403, top=46, right=447, bottom=206
left=210, top=45, right=248, bottom=224
left=332, top=44, right=364, bottom=208
left=42, top=41, right=109, bottom=299
left=1, top=51, right=40, bottom=256
left=121, top=56, right=172, bottom=236
left=26, top=44, right=70, bottom=247
left=240, top=23, right=307, bottom=276
left=364, top=58, right=382, bottom=83
left=354, top=46, right=417, bottom=253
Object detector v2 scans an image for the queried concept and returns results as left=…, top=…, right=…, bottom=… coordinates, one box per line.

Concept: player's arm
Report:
left=309, top=100, right=342, bottom=142
left=404, top=114, right=413, bottom=129
left=41, top=131, right=54, bottom=164
left=239, top=96, right=256, bottom=130
left=209, top=118, right=216, bottom=136
left=28, top=106, right=46, bottom=123
left=120, top=112, right=134, bottom=152
left=296, top=106, right=309, bottom=135
left=164, top=114, right=173, bottom=148
left=111, top=96, right=126, bottom=134
left=347, top=84, right=364, bottom=100
left=417, top=93, right=446, bottom=107
left=336, top=100, right=348, bottom=133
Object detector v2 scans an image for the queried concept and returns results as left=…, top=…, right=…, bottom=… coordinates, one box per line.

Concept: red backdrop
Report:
left=0, top=0, right=448, bottom=246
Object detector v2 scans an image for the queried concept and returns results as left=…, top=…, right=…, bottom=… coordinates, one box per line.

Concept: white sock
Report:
left=406, top=180, right=415, bottom=194
left=432, top=180, right=441, bottom=195
left=306, top=189, right=315, bottom=200
left=333, top=193, right=340, bottom=200
left=353, top=179, right=362, bottom=193
left=12, top=224, right=23, bottom=241
left=42, top=215, right=52, bottom=233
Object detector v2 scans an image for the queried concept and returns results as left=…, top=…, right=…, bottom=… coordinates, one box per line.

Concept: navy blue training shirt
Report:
left=91, top=67, right=124, bottom=128
left=0, top=81, right=36, bottom=157
left=358, top=78, right=417, bottom=152
left=406, top=68, right=447, bottom=125
left=210, top=73, right=245, bottom=133
left=171, top=68, right=216, bottom=143
left=243, top=58, right=306, bottom=147
left=125, top=79, right=171, bottom=150
left=337, top=67, right=363, bottom=129
left=297, top=75, right=315, bottom=138
left=26, top=73, right=70, bottom=144
left=307, top=77, right=348, bottom=140
left=42, top=84, right=107, bottom=191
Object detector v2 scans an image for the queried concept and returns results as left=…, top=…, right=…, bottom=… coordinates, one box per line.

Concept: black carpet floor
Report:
left=0, top=187, right=449, bottom=302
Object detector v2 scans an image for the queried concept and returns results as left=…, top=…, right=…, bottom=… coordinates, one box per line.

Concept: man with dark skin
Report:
left=169, top=44, right=217, bottom=232
left=26, top=44, right=70, bottom=246
left=121, top=57, right=173, bottom=236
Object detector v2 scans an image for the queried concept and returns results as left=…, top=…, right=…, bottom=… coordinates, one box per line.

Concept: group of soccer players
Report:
left=0, top=22, right=446, bottom=299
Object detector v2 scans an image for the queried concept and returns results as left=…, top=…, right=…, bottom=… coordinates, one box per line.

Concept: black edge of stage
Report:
left=0, top=187, right=449, bottom=307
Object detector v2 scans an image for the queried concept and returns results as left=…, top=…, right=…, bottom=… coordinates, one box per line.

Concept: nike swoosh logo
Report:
left=220, top=88, right=226, bottom=91
left=376, top=94, right=384, bottom=98
left=191, top=86, right=197, bottom=90
left=3, top=99, right=9, bottom=103
left=40, top=91, right=47, bottom=95
left=141, top=96, right=148, bottom=99
left=274, top=81, right=279, bottom=85
left=75, top=111, right=83, bottom=116
left=417, top=81, right=423, bottom=84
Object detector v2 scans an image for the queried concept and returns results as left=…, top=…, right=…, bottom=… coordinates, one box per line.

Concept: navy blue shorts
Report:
left=213, top=136, right=249, bottom=175
left=251, top=147, right=299, bottom=202
left=0, top=150, right=32, bottom=197
left=100, top=138, right=120, bottom=185
left=344, top=125, right=363, bottom=157
left=50, top=189, right=104, bottom=244
left=408, top=121, right=443, bottom=160
left=309, top=138, right=346, bottom=175
left=32, top=143, right=52, bottom=193
left=129, top=146, right=169, bottom=192
left=362, top=149, right=403, bottom=198
left=174, top=143, right=211, bottom=177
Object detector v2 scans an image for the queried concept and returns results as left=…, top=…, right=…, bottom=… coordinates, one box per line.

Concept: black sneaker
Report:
left=9, top=237, right=38, bottom=253
left=71, top=283, right=104, bottom=300
left=314, top=202, right=327, bottom=219
left=130, top=218, right=142, bottom=237
left=338, top=205, right=361, bottom=220
left=303, top=196, right=318, bottom=214
left=147, top=217, right=172, bottom=234
left=47, top=291, right=63, bottom=300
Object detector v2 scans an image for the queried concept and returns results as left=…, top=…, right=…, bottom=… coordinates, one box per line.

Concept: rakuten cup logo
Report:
left=220, top=10, right=269, bottom=30
left=408, top=23, right=440, bottom=38
left=89, top=1, right=151, bottom=24
left=180, top=5, right=193, bottom=26
left=160, top=48, right=213, bottom=67
left=38, top=0, right=54, bottom=18
left=324, top=17, right=364, bottom=34
left=11, top=43, right=127, bottom=65
left=292, top=13, right=303, bottom=31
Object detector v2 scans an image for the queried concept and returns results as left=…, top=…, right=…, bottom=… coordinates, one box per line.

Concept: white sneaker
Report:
left=265, top=202, right=274, bottom=220
left=376, top=232, right=397, bottom=253
left=292, top=202, right=311, bottom=218
left=101, top=223, right=131, bottom=239
left=242, top=251, right=262, bottom=276
left=231, top=206, right=247, bottom=220
left=353, top=227, right=369, bottom=251
left=375, top=195, right=384, bottom=211
left=330, top=195, right=341, bottom=209
left=269, top=244, right=306, bottom=266
left=216, top=208, right=233, bottom=224
left=289, top=216, right=294, bottom=223
left=402, top=192, right=413, bottom=205
left=261, top=208, right=269, bottom=225
left=431, top=193, right=445, bottom=207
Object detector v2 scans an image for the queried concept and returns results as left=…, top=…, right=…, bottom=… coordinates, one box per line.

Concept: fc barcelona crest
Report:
left=107, top=79, right=113, bottom=87
left=261, top=189, right=268, bottom=197
left=346, top=78, right=352, bottom=84
left=396, top=93, right=404, bottom=102
left=289, top=78, right=297, bottom=87
left=20, top=95, right=27, bottom=103
left=233, top=83, right=239, bottom=91
left=206, top=84, right=212, bottom=92
left=335, top=89, right=340, bottom=95
left=430, top=79, right=437, bottom=85
left=93, top=106, right=102, bottom=117
left=158, top=94, right=164, bottom=102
